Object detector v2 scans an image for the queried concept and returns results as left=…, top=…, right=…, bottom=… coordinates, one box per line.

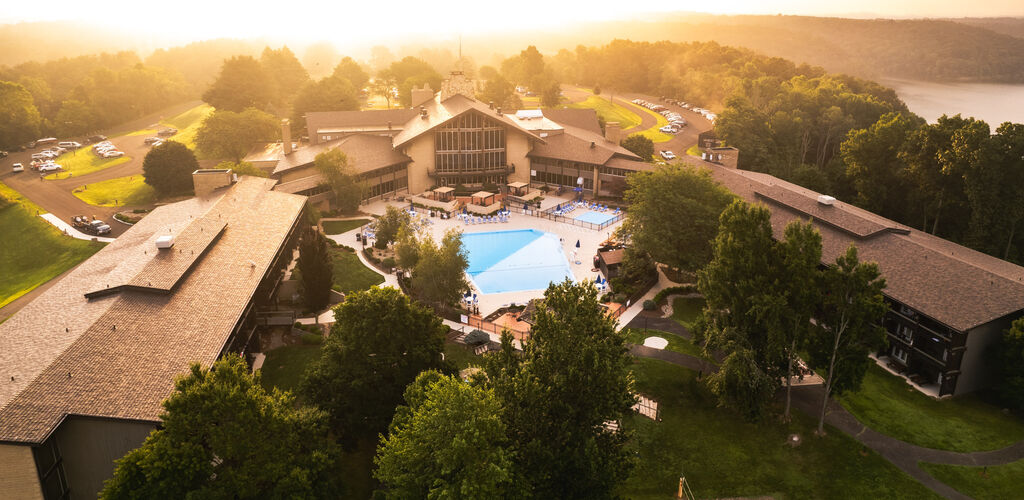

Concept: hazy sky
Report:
left=3, top=1, right=1023, bottom=46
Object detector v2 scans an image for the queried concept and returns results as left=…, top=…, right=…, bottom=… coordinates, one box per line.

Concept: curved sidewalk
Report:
left=628, top=347, right=1024, bottom=500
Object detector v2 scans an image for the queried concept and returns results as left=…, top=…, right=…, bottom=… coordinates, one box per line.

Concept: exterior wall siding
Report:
left=0, top=444, right=43, bottom=500
left=54, top=417, right=156, bottom=500
left=957, top=317, right=1013, bottom=395
left=405, top=135, right=435, bottom=195
left=505, top=133, right=531, bottom=185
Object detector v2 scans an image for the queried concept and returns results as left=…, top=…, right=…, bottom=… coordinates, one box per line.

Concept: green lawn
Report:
left=159, top=104, right=214, bottom=151
left=0, top=182, right=105, bottom=308
left=620, top=358, right=940, bottom=499
left=258, top=344, right=322, bottom=395
left=322, top=218, right=370, bottom=235
left=671, top=296, right=704, bottom=330
left=330, top=249, right=385, bottom=293
left=623, top=328, right=710, bottom=361
left=622, top=100, right=675, bottom=143
left=686, top=144, right=701, bottom=156
left=837, top=363, right=1024, bottom=452
left=920, top=459, right=1024, bottom=500
left=444, top=342, right=481, bottom=370
left=568, top=96, right=642, bottom=130
left=44, top=150, right=130, bottom=179
left=72, top=175, right=156, bottom=207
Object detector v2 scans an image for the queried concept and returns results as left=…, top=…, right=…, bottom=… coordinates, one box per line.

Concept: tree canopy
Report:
left=297, top=226, right=333, bottom=311
left=301, top=287, right=449, bottom=445
left=990, top=318, right=1024, bottom=411
left=0, top=81, right=42, bottom=149
left=374, top=370, right=513, bottom=499
left=379, top=57, right=442, bottom=108
left=142, top=140, right=198, bottom=196
left=313, top=149, right=362, bottom=213
left=259, top=45, right=309, bottom=112
left=195, top=107, right=279, bottom=162
left=621, top=165, right=735, bottom=271
left=291, top=73, right=360, bottom=132
left=620, top=133, right=654, bottom=160
left=100, top=356, right=338, bottom=499
left=202, top=55, right=274, bottom=112
left=409, top=229, right=470, bottom=308
left=483, top=280, right=635, bottom=498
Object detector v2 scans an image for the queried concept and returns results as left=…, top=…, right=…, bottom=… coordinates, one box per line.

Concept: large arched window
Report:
left=434, top=111, right=506, bottom=174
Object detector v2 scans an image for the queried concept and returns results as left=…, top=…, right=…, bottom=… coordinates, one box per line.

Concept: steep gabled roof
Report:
left=543, top=108, right=603, bottom=135
left=271, top=135, right=411, bottom=176
left=306, top=109, right=417, bottom=136
left=528, top=123, right=641, bottom=166
left=392, top=94, right=545, bottom=148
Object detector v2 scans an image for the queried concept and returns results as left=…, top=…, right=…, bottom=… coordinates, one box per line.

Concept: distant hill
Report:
left=0, top=21, right=163, bottom=66
left=950, top=17, right=1024, bottom=39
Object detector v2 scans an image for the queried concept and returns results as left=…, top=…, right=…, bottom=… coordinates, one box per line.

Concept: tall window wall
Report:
left=434, top=112, right=507, bottom=174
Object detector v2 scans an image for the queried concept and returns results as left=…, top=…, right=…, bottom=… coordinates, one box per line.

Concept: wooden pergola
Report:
left=432, top=186, right=455, bottom=201
left=507, top=181, right=529, bottom=196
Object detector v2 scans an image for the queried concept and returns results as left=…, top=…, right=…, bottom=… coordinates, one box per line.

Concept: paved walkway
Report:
left=39, top=213, right=116, bottom=242
left=628, top=347, right=1024, bottom=500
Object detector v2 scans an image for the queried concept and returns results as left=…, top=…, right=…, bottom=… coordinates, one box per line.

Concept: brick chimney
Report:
left=193, top=169, right=234, bottom=197
left=411, top=84, right=434, bottom=108
left=711, top=147, right=740, bottom=169
left=605, top=121, right=621, bottom=145
left=281, top=119, right=292, bottom=155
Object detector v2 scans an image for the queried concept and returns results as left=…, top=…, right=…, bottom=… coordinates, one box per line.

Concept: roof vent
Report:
left=419, top=106, right=427, bottom=118
left=817, top=195, right=836, bottom=206
left=489, top=101, right=494, bottom=109
left=590, top=141, right=596, bottom=148
left=155, top=235, right=175, bottom=249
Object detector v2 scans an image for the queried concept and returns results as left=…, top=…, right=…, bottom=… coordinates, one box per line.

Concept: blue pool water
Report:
left=461, top=229, right=575, bottom=294
left=574, top=210, right=618, bottom=226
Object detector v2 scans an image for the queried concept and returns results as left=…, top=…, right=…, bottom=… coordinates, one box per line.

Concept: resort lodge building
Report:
left=245, top=72, right=651, bottom=209
left=702, top=160, right=1024, bottom=397
left=0, top=173, right=306, bottom=500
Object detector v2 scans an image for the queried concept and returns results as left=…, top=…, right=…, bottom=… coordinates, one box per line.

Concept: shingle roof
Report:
left=705, top=164, right=1024, bottom=332
left=605, top=157, right=655, bottom=172
left=528, top=124, right=641, bottom=165
left=271, top=135, right=410, bottom=176
left=542, top=108, right=603, bottom=135
left=0, top=177, right=306, bottom=444
left=392, top=94, right=545, bottom=148
left=273, top=174, right=324, bottom=195
left=306, top=109, right=417, bottom=138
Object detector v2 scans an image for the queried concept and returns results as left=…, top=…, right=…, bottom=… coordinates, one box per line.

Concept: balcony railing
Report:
left=428, top=164, right=514, bottom=177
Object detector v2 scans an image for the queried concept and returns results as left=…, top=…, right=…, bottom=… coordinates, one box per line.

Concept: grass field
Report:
left=568, top=96, right=643, bottom=130
left=920, top=459, right=1024, bottom=500
left=671, top=296, right=704, bottom=330
left=622, top=100, right=675, bottom=143
left=686, top=144, right=701, bottom=156
left=0, top=182, right=105, bottom=309
left=620, top=358, right=940, bottom=499
left=322, top=219, right=370, bottom=235
left=72, top=175, right=155, bottom=207
left=258, top=343, right=322, bottom=395
left=159, top=104, right=214, bottom=151
left=623, top=328, right=710, bottom=361
left=44, top=151, right=131, bottom=180
left=331, top=249, right=385, bottom=293
left=837, top=363, right=1024, bottom=452
left=444, top=342, right=480, bottom=370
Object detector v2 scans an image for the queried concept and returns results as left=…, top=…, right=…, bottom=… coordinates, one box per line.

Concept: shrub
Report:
left=382, top=257, right=396, bottom=269
left=464, top=329, right=490, bottom=346
left=654, top=284, right=699, bottom=304
left=301, top=332, right=323, bottom=345
left=642, top=299, right=656, bottom=311
left=363, top=247, right=380, bottom=264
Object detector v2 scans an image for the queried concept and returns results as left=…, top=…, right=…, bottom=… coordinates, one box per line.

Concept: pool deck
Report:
left=353, top=195, right=623, bottom=317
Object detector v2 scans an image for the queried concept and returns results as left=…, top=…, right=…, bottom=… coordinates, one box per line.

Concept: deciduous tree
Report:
left=142, top=140, right=198, bottom=196
left=620, top=133, right=654, bottom=160
left=195, top=107, right=279, bottom=162
left=313, top=149, right=362, bottom=213
left=100, top=356, right=338, bottom=499
left=291, top=74, right=360, bottom=132
left=259, top=46, right=309, bottom=111
left=374, top=371, right=513, bottom=498
left=301, top=287, right=449, bottom=446
left=202, top=55, right=274, bottom=112
left=990, top=318, right=1024, bottom=411
left=298, top=226, right=333, bottom=311
left=410, top=229, right=470, bottom=308
left=0, top=81, right=42, bottom=149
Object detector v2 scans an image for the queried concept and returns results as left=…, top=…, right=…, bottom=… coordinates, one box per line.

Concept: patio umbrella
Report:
left=574, top=186, right=583, bottom=192
left=575, top=240, right=581, bottom=248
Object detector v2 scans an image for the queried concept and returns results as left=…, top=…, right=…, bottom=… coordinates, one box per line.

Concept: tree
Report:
left=990, top=318, right=1024, bottom=411
left=698, top=200, right=785, bottom=420
left=621, top=165, right=735, bottom=271
left=409, top=229, right=470, bottom=308
left=370, top=74, right=398, bottom=110
left=477, top=74, right=516, bottom=110
left=298, top=226, right=333, bottom=311
left=777, top=220, right=823, bottom=421
left=259, top=46, right=310, bottom=111
left=808, top=245, right=887, bottom=435
left=483, top=280, right=636, bottom=498
left=0, top=81, right=42, bottom=149
left=291, top=75, right=360, bottom=132
left=379, top=57, right=442, bottom=107
left=332, top=57, right=370, bottom=90
left=202, top=55, right=274, bottom=112
left=841, top=112, right=922, bottom=221
left=620, top=133, right=654, bottom=160
left=301, top=287, right=449, bottom=445
left=963, top=123, right=1024, bottom=260
left=195, top=107, right=279, bottom=162
left=393, top=224, right=421, bottom=271
left=313, top=149, right=362, bottom=213
left=142, top=141, right=198, bottom=196
left=214, top=160, right=268, bottom=178
left=374, top=205, right=411, bottom=249
left=100, top=356, right=338, bottom=499
left=374, top=371, right=513, bottom=498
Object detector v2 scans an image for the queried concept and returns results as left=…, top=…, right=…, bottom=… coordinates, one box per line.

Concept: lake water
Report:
left=882, top=79, right=1024, bottom=126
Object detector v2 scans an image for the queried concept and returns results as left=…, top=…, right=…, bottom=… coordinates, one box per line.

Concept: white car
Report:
left=102, top=150, right=124, bottom=158
left=659, top=125, right=677, bottom=134
left=38, top=163, right=62, bottom=173
left=58, top=141, right=81, bottom=149
left=12, top=163, right=24, bottom=173
left=660, top=150, right=676, bottom=160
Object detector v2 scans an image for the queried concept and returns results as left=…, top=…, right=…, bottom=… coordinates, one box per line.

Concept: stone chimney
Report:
left=605, top=121, right=621, bottom=145
left=411, top=84, right=434, bottom=108
left=193, top=169, right=234, bottom=197
left=711, top=147, right=740, bottom=169
left=281, top=119, right=292, bottom=155
left=440, top=71, right=475, bottom=101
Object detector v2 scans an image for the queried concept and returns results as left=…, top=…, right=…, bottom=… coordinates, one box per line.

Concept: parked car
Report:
left=71, top=215, right=111, bottom=235
left=38, top=163, right=62, bottom=173
left=35, top=137, right=58, bottom=148
left=143, top=137, right=162, bottom=145
left=58, top=141, right=82, bottom=149
left=157, top=128, right=178, bottom=137
left=87, top=135, right=107, bottom=143
left=102, top=150, right=124, bottom=158
left=660, top=150, right=676, bottom=160
left=0, top=150, right=7, bottom=158
left=659, top=125, right=677, bottom=134
left=31, top=153, right=47, bottom=160
left=12, top=163, right=24, bottom=173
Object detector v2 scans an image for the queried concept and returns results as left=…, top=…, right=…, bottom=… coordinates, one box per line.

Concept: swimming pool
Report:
left=461, top=229, right=575, bottom=294
left=574, top=210, right=619, bottom=226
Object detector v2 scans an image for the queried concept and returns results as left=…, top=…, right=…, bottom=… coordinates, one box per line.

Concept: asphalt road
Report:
left=0, top=100, right=202, bottom=237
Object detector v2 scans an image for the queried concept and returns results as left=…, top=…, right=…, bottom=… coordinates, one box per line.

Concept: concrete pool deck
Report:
left=351, top=194, right=623, bottom=317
